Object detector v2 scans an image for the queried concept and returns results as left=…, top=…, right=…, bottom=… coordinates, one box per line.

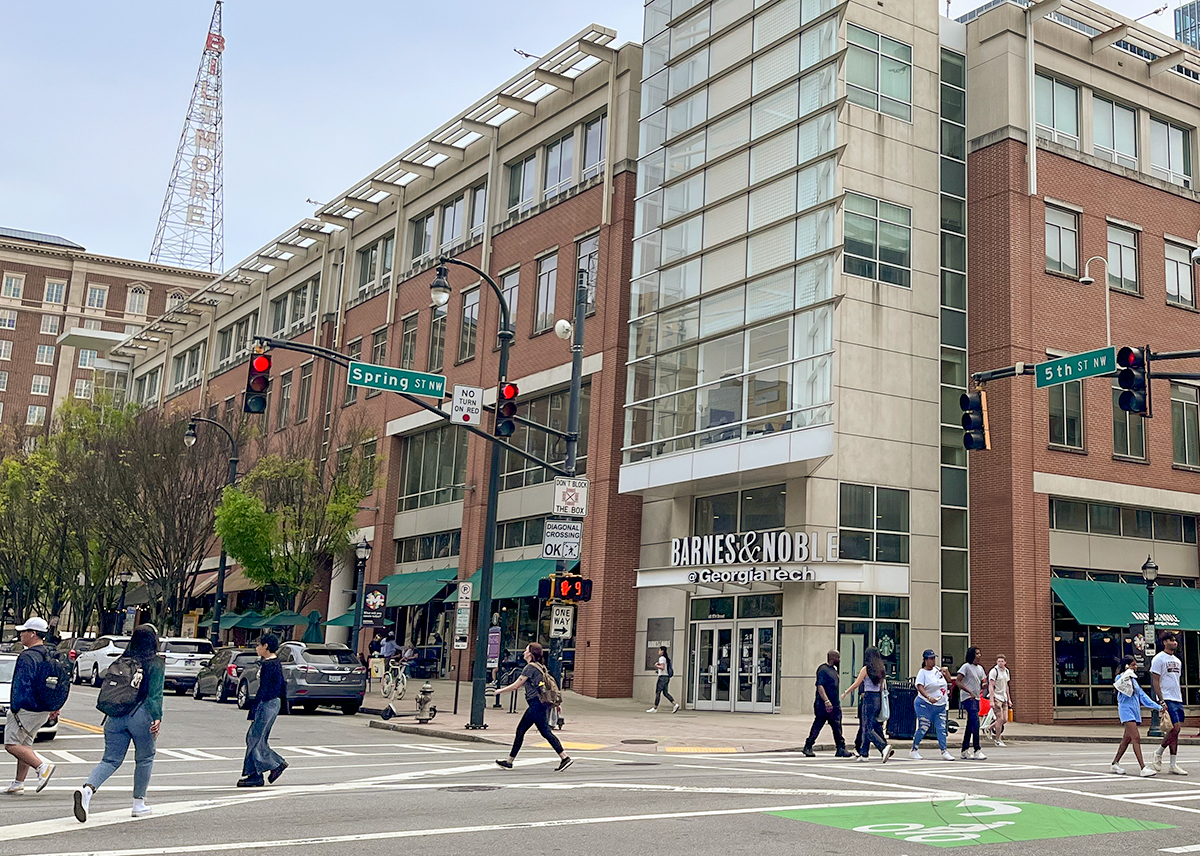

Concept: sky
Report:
left=0, top=0, right=1184, bottom=272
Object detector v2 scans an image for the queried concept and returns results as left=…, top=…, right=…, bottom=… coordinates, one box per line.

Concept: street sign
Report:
left=347, top=360, right=446, bottom=398
left=1035, top=347, right=1116, bottom=389
left=454, top=582, right=472, bottom=649
left=457, top=582, right=473, bottom=605
left=552, top=476, right=590, bottom=517
left=451, top=385, right=484, bottom=424
left=361, top=583, right=388, bottom=626
left=550, top=604, right=575, bottom=639
left=541, top=519, right=583, bottom=560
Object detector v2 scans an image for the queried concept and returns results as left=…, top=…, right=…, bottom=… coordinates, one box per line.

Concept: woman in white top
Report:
left=911, top=649, right=955, bottom=761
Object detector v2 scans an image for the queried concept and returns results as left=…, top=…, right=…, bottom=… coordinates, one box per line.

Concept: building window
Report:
left=1106, top=224, right=1138, bottom=294
left=1151, top=118, right=1192, bottom=188
left=428, top=305, right=446, bottom=372
left=126, top=287, right=147, bottom=316
left=40, top=315, right=59, bottom=335
left=845, top=25, right=913, bottom=122
left=295, top=363, right=313, bottom=422
left=0, top=371, right=8, bottom=391
left=843, top=193, right=912, bottom=287
left=86, top=285, right=108, bottom=310
left=0, top=310, right=16, bottom=330
left=270, top=296, right=288, bottom=336
left=411, top=212, right=436, bottom=263
left=26, top=405, right=46, bottom=426
left=30, top=375, right=50, bottom=396
left=400, top=314, right=418, bottom=370
left=458, top=288, right=479, bottom=362
left=277, top=370, right=292, bottom=427
left=839, top=483, right=910, bottom=563
left=399, top=424, right=469, bottom=510
left=440, top=197, right=465, bottom=252
left=469, top=183, right=488, bottom=239
left=79, top=349, right=97, bottom=369
left=43, top=281, right=64, bottom=304
left=2, top=275, right=23, bottom=300
left=1049, top=378, right=1083, bottom=448
left=577, top=234, right=599, bottom=315
left=499, top=516, right=548, bottom=551
left=360, top=439, right=377, bottom=495
left=0, top=341, right=12, bottom=361
left=216, top=329, right=233, bottom=364
left=1113, top=380, right=1145, bottom=459
left=1173, top=383, right=1200, bottom=466
left=582, top=114, right=607, bottom=180
left=534, top=254, right=558, bottom=333
left=396, top=529, right=462, bottom=563
left=499, top=269, right=519, bottom=343
left=83, top=319, right=102, bottom=331
left=1092, top=97, right=1136, bottom=168
left=693, top=484, right=786, bottom=537
left=508, top=154, right=537, bottom=214
left=167, top=292, right=187, bottom=311
left=1035, top=74, right=1079, bottom=148
left=500, top=386, right=591, bottom=488
left=544, top=133, right=575, bottom=198
left=838, top=594, right=911, bottom=680
left=366, top=329, right=386, bottom=398
left=1045, top=206, right=1079, bottom=276
left=357, top=242, right=378, bottom=294
left=34, top=344, right=54, bottom=365
left=74, top=378, right=93, bottom=399
left=1167, top=243, right=1195, bottom=308
left=344, top=339, right=361, bottom=405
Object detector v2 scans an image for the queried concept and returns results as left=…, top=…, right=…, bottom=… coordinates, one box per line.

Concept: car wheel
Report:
left=341, top=703, right=360, bottom=716
left=91, top=665, right=101, bottom=688
left=218, top=681, right=230, bottom=704
left=72, top=664, right=82, bottom=685
left=174, top=686, right=187, bottom=695
left=236, top=683, right=250, bottom=710
left=193, top=681, right=204, bottom=700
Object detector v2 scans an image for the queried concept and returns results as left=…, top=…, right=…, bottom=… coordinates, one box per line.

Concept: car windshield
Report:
left=0, top=659, right=14, bottom=682
left=162, top=641, right=214, bottom=655
left=301, top=650, right=359, bottom=666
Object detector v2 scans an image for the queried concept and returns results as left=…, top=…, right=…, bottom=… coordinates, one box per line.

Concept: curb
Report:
left=367, top=718, right=507, bottom=746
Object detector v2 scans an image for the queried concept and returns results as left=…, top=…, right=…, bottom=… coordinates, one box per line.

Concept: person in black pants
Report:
left=803, top=650, right=853, bottom=758
left=494, top=643, right=573, bottom=772
left=238, top=634, right=288, bottom=787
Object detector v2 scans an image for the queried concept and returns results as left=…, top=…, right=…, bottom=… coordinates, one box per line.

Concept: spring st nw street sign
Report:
left=347, top=361, right=445, bottom=398
left=1034, top=346, right=1116, bottom=389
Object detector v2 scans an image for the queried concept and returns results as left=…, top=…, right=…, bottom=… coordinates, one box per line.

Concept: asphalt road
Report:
left=2, top=687, right=1200, bottom=854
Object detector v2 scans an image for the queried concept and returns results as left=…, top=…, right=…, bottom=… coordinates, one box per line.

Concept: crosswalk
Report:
left=36, top=742, right=479, bottom=766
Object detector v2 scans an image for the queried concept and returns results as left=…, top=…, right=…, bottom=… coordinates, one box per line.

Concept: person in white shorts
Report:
left=988, top=655, right=1013, bottom=747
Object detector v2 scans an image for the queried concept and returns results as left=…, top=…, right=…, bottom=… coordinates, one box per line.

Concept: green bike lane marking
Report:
left=769, top=798, right=1173, bottom=848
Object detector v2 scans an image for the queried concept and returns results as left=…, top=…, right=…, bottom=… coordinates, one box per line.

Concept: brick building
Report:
left=116, top=27, right=645, bottom=698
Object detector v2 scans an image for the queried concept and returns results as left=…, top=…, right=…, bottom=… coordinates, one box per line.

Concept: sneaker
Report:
left=974, top=750, right=988, bottom=760
left=73, top=787, right=91, bottom=823
left=1110, top=764, right=1126, bottom=775
left=835, top=748, right=855, bottom=758
left=961, top=750, right=973, bottom=760
left=1141, top=766, right=1157, bottom=777
left=672, top=703, right=680, bottom=713
left=236, top=776, right=264, bottom=788
left=131, top=804, right=153, bottom=818
left=995, top=740, right=1007, bottom=748
left=1153, top=749, right=1164, bottom=772
left=268, top=762, right=289, bottom=784
left=34, top=762, right=55, bottom=794
left=909, top=749, right=923, bottom=761
left=556, top=756, right=574, bottom=772
left=941, top=750, right=957, bottom=761
left=1170, top=765, right=1189, bottom=776
left=646, top=708, right=657, bottom=713
left=882, top=745, right=895, bottom=764
left=855, top=754, right=870, bottom=762
left=801, top=747, right=816, bottom=758
left=3, top=783, right=23, bottom=796
left=495, top=759, right=513, bottom=770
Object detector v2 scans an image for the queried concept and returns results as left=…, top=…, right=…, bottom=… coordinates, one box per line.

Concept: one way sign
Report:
left=541, top=520, right=582, bottom=561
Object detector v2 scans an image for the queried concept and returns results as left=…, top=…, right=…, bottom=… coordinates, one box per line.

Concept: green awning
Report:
left=443, top=559, right=563, bottom=603
left=324, top=611, right=394, bottom=627
left=231, top=611, right=265, bottom=629
left=252, top=611, right=308, bottom=627
left=199, top=612, right=244, bottom=629
left=1051, top=577, right=1200, bottom=630
left=379, top=570, right=454, bottom=607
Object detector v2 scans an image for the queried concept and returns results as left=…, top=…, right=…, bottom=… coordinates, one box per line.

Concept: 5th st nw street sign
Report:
left=1035, top=347, right=1116, bottom=389
left=347, top=361, right=446, bottom=398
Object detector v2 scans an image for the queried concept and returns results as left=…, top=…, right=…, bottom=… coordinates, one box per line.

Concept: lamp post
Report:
left=1077, top=256, right=1112, bottom=347
left=350, top=537, right=372, bottom=655
left=1143, top=555, right=1163, bottom=738
left=432, top=257, right=512, bottom=730
left=116, top=569, right=134, bottom=634
left=184, top=417, right=239, bottom=648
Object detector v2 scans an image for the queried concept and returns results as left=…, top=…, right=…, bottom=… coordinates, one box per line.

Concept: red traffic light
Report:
left=1117, top=347, right=1145, bottom=369
left=500, top=382, right=519, bottom=401
left=251, top=354, right=272, bottom=373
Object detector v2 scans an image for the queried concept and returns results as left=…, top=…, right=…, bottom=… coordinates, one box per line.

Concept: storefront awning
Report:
left=1051, top=577, right=1200, bottom=630
left=444, top=559, right=573, bottom=603
left=379, top=570, right=455, bottom=608
left=198, top=612, right=243, bottom=629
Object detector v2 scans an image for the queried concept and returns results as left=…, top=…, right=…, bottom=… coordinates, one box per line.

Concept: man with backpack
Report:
left=4, top=617, right=65, bottom=795
left=648, top=645, right=679, bottom=713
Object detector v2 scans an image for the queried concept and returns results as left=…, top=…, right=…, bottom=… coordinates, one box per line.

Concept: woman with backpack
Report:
left=73, top=624, right=164, bottom=822
left=493, top=642, right=573, bottom=772
left=647, top=645, right=679, bottom=713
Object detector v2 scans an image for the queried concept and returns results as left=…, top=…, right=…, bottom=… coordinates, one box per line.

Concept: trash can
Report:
left=885, top=678, right=918, bottom=741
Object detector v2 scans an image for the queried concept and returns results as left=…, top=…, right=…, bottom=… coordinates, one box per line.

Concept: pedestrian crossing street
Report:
left=34, top=742, right=479, bottom=767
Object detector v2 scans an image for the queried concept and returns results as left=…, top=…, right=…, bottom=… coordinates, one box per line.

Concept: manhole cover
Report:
left=441, top=785, right=500, bottom=792
left=622, top=738, right=658, bottom=744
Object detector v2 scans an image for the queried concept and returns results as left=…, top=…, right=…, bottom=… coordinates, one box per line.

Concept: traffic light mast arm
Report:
left=970, top=362, right=1038, bottom=384
left=480, top=403, right=575, bottom=441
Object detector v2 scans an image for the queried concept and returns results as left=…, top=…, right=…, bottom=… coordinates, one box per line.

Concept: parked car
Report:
left=192, top=646, right=257, bottom=703
left=158, top=638, right=215, bottom=695
left=56, top=637, right=93, bottom=668
left=74, top=636, right=131, bottom=686
left=239, top=642, right=366, bottom=715
left=0, top=654, right=59, bottom=740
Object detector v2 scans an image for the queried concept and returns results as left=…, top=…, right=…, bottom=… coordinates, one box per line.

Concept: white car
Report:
left=0, top=654, right=59, bottom=740
left=74, top=636, right=130, bottom=687
left=159, top=638, right=215, bottom=695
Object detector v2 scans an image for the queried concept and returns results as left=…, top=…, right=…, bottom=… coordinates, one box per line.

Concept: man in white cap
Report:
left=4, top=617, right=56, bottom=795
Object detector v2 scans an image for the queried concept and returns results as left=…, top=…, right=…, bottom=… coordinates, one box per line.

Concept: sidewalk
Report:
left=361, top=679, right=1200, bottom=752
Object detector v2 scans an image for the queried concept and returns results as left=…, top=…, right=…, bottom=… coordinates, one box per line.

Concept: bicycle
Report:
left=381, top=659, right=408, bottom=702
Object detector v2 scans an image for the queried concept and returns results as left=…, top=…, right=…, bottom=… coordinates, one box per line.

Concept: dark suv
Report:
left=192, top=647, right=258, bottom=703
left=239, top=642, right=366, bottom=715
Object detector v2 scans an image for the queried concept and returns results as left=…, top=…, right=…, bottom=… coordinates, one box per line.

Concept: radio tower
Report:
left=150, top=0, right=225, bottom=272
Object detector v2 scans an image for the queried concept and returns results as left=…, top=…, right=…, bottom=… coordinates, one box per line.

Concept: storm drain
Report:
left=621, top=739, right=658, bottom=745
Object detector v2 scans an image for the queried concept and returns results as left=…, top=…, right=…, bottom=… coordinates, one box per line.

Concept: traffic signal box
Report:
left=960, top=388, right=990, bottom=451
left=496, top=382, right=519, bottom=437
left=243, top=352, right=272, bottom=413
left=538, top=573, right=593, bottom=603
left=1117, top=346, right=1151, bottom=416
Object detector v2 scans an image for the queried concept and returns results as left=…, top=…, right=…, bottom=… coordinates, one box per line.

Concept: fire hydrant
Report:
left=416, top=681, right=436, bottom=723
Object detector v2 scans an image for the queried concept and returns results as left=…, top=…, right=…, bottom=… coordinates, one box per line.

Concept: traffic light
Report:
left=538, top=575, right=554, bottom=600
left=1117, top=346, right=1151, bottom=416
left=556, top=574, right=593, bottom=603
left=961, top=388, right=990, bottom=451
left=243, top=351, right=272, bottom=413
left=496, top=381, right=519, bottom=437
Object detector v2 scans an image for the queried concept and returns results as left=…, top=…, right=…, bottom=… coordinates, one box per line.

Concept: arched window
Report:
left=126, top=286, right=147, bottom=316
left=167, top=291, right=186, bottom=311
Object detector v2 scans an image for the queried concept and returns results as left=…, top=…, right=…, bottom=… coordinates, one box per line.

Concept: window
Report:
left=26, top=405, right=46, bottom=426
left=440, top=197, right=465, bottom=252
left=1167, top=243, right=1195, bottom=308
left=126, top=287, right=147, bottom=316
left=78, top=349, right=97, bottom=369
left=277, top=371, right=292, bottom=427
left=582, top=114, right=607, bottom=180
left=295, top=363, right=313, bottom=422
left=411, top=212, right=436, bottom=262
left=289, top=283, right=310, bottom=329
left=357, top=242, right=378, bottom=293
left=400, top=314, right=418, bottom=370
left=534, top=254, right=558, bottom=333
left=839, top=483, right=910, bottom=563
left=35, top=344, right=54, bottom=365
left=499, top=269, right=519, bottom=342
left=74, top=378, right=93, bottom=400
left=40, top=315, right=59, bottom=335
left=399, top=424, right=470, bottom=509
left=1049, top=378, right=1083, bottom=448
left=0, top=341, right=11, bottom=361
left=458, top=289, right=479, bottom=362
left=500, top=386, right=592, bottom=488
left=270, top=296, right=288, bottom=336
left=30, top=375, right=50, bottom=396
left=428, top=305, right=446, bottom=372
left=43, top=281, right=64, bottom=304
left=0, top=310, right=15, bottom=330
left=508, top=154, right=537, bottom=214
left=83, top=319, right=101, bottom=331
left=0, top=371, right=8, bottom=391
left=1151, top=118, right=1192, bottom=188
left=167, top=292, right=186, bottom=311
left=499, top=516, right=548, bottom=551
left=1106, top=225, right=1138, bottom=294
left=344, top=339, right=361, bottom=405
left=544, top=133, right=575, bottom=198
left=694, top=485, right=786, bottom=537
left=1113, top=380, right=1145, bottom=459
left=1093, top=97, right=1136, bottom=168
left=469, top=184, right=487, bottom=239
left=86, top=285, right=108, bottom=310
left=1173, top=383, right=1200, bottom=466
left=577, top=235, right=599, bottom=315
left=396, top=529, right=462, bottom=563
left=1035, top=74, right=1079, bottom=148
left=837, top=594, right=911, bottom=679
left=845, top=25, right=913, bottom=121
left=2, top=275, right=23, bottom=299
left=360, top=439, right=377, bottom=495
left=843, top=193, right=912, bottom=287
left=366, top=329, right=387, bottom=398
left=1045, top=206, right=1079, bottom=276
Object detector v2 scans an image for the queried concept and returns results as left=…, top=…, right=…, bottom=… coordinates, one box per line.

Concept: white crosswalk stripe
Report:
left=159, top=748, right=228, bottom=761
left=279, top=745, right=357, bottom=757
left=43, top=749, right=88, bottom=764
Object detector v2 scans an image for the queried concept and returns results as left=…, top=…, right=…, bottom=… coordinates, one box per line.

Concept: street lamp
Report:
left=116, top=569, right=134, bottom=633
left=1142, top=555, right=1163, bottom=738
left=350, top=537, right=372, bottom=654
left=184, top=417, right=239, bottom=647
left=1077, top=256, right=1113, bottom=347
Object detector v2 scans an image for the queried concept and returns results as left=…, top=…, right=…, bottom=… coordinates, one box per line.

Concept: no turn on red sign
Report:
left=451, top=385, right=483, bottom=424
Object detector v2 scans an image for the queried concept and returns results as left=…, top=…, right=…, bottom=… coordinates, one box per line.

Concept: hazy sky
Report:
left=0, top=0, right=1183, bottom=271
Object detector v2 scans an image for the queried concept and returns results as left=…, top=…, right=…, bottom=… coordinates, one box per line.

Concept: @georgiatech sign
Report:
left=688, top=567, right=819, bottom=584
left=672, top=530, right=840, bottom=567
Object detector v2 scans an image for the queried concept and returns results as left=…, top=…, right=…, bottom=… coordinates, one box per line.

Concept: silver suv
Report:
left=238, top=642, right=366, bottom=715
left=159, top=638, right=215, bottom=694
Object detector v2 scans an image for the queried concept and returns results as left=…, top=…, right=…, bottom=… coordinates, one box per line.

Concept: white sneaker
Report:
left=73, top=787, right=91, bottom=823
left=941, top=750, right=957, bottom=761
left=3, top=783, right=23, bottom=795
left=1141, top=766, right=1157, bottom=777
left=961, top=750, right=973, bottom=759
left=995, top=740, right=1006, bottom=748
left=672, top=703, right=680, bottom=713
left=909, top=749, right=923, bottom=760
left=882, top=745, right=895, bottom=763
left=855, top=754, right=870, bottom=762
left=973, top=750, right=987, bottom=760
left=1170, top=765, right=1189, bottom=776
left=646, top=708, right=657, bottom=713
left=1153, top=749, right=1164, bottom=772
left=34, top=762, right=55, bottom=794
left=131, top=802, right=152, bottom=818
left=1110, top=764, right=1126, bottom=775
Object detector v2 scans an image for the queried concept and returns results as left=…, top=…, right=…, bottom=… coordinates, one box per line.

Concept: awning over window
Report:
left=378, top=570, right=455, bottom=608
left=1051, top=577, right=1200, bottom=630
left=444, top=559, right=575, bottom=603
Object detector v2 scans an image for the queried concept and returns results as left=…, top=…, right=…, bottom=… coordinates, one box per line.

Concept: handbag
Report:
left=878, top=681, right=890, bottom=723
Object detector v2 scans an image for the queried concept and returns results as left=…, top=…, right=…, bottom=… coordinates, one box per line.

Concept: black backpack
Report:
left=27, top=647, right=72, bottom=712
left=96, top=658, right=146, bottom=718
left=666, top=656, right=674, bottom=678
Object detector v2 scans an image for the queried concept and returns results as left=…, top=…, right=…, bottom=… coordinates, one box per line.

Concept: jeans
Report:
left=961, top=698, right=980, bottom=752
left=510, top=699, right=564, bottom=758
left=243, top=698, right=285, bottom=778
left=857, top=691, right=888, bottom=756
left=804, top=702, right=845, bottom=751
left=86, top=705, right=156, bottom=799
left=654, top=675, right=676, bottom=707
left=912, top=698, right=948, bottom=752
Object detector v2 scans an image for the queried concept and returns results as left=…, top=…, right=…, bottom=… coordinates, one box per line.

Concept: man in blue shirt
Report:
left=4, top=617, right=56, bottom=795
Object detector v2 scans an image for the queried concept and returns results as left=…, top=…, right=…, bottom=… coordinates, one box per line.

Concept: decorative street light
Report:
left=184, top=417, right=239, bottom=647
left=1142, top=555, right=1163, bottom=738
left=350, top=537, right=373, bottom=654
left=1077, top=256, right=1113, bottom=347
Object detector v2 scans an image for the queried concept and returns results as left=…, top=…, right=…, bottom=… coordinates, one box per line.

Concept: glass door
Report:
left=696, top=627, right=715, bottom=706
left=734, top=621, right=779, bottom=712
left=694, top=623, right=733, bottom=711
